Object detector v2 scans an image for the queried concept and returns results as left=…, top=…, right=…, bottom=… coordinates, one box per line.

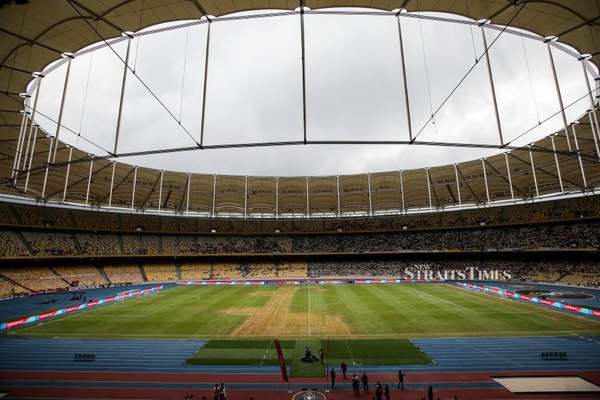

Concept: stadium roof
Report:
left=0, top=0, right=599, bottom=217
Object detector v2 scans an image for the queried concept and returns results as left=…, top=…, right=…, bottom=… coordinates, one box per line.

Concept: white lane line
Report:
left=308, top=285, right=311, bottom=336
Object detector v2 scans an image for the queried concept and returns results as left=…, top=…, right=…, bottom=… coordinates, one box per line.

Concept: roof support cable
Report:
left=416, top=8, right=437, bottom=136
left=66, top=0, right=201, bottom=150
left=78, top=37, right=95, bottom=137
left=133, top=0, right=144, bottom=72
left=299, top=2, right=308, bottom=144
left=411, top=3, right=525, bottom=142
left=465, top=0, right=478, bottom=63
left=520, top=32, right=541, bottom=124
left=178, top=22, right=191, bottom=124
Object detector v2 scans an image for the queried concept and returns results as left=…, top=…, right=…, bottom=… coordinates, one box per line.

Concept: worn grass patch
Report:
left=15, top=283, right=600, bottom=339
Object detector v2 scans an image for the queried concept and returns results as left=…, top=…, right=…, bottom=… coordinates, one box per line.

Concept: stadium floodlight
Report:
left=31, top=72, right=44, bottom=78
left=61, top=52, right=74, bottom=59
left=477, top=18, right=491, bottom=26
left=544, top=35, right=558, bottom=43
left=579, top=54, right=593, bottom=61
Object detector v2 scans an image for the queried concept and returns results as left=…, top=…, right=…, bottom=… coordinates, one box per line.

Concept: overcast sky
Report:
left=31, top=9, right=594, bottom=176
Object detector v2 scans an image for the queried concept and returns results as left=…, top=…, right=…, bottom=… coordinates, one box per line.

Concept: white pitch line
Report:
left=308, top=285, right=311, bottom=336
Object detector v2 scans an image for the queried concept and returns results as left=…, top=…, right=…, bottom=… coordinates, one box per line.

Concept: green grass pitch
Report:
left=14, top=283, right=600, bottom=339
left=185, top=339, right=432, bottom=377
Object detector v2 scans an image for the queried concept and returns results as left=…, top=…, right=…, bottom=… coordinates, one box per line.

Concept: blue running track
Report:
left=0, top=335, right=599, bottom=374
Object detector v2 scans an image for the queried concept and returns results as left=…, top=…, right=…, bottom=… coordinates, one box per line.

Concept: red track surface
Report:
left=2, top=371, right=600, bottom=399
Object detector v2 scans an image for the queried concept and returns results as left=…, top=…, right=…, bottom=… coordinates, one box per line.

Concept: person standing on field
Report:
left=361, top=372, right=369, bottom=393
left=341, top=361, right=348, bottom=379
left=397, top=369, right=404, bottom=390
left=330, top=368, right=336, bottom=389
left=352, top=374, right=360, bottom=396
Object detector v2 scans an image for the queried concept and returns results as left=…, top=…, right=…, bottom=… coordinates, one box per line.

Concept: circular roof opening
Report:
left=27, top=8, right=597, bottom=176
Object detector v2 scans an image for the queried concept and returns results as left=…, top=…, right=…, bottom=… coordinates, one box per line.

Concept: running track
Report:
left=1, top=336, right=600, bottom=399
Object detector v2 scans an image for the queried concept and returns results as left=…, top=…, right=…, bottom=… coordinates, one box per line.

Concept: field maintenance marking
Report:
left=308, top=286, right=311, bottom=337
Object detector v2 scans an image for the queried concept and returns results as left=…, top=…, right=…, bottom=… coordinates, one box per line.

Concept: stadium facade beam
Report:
left=244, top=176, right=248, bottom=219
left=275, top=176, right=279, bottom=218
left=547, top=42, right=572, bottom=152
left=550, top=134, right=564, bottom=192
left=588, top=111, right=600, bottom=160
left=85, top=158, right=94, bottom=204
left=12, top=114, right=29, bottom=179
left=396, top=14, right=412, bottom=142
left=200, top=21, right=211, bottom=147
left=53, top=54, right=72, bottom=162
left=131, top=166, right=138, bottom=209
left=45, top=159, right=109, bottom=202
left=305, top=176, right=310, bottom=218
left=11, top=111, right=27, bottom=179
left=571, top=124, right=587, bottom=188
left=484, top=157, right=526, bottom=199
left=581, top=60, right=600, bottom=150
left=399, top=170, right=405, bottom=213
left=504, top=153, right=514, bottom=201
left=17, top=79, right=41, bottom=183
left=158, top=170, right=164, bottom=211
left=454, top=163, right=462, bottom=206
left=481, top=159, right=490, bottom=204
left=336, top=175, right=341, bottom=217
left=300, top=6, right=307, bottom=144
left=528, top=145, right=540, bottom=197
left=456, top=164, right=481, bottom=205
left=211, top=174, right=216, bottom=217
left=186, top=172, right=191, bottom=212
left=41, top=137, right=53, bottom=198
left=23, top=125, right=38, bottom=192
left=425, top=168, right=432, bottom=209
left=481, top=26, right=504, bottom=146
left=367, top=173, right=373, bottom=216
left=140, top=171, right=161, bottom=209
left=108, top=162, right=116, bottom=207
left=113, top=36, right=132, bottom=155
left=62, top=147, right=73, bottom=202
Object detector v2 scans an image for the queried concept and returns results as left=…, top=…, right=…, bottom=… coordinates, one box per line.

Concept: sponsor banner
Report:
left=457, top=282, right=598, bottom=319
left=179, top=278, right=437, bottom=286
left=0, top=285, right=163, bottom=332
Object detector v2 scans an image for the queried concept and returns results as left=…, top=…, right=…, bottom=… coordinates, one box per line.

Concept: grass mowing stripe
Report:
left=15, top=284, right=600, bottom=339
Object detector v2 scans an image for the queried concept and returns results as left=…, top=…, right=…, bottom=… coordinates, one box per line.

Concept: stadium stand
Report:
left=0, top=221, right=597, bottom=258
left=22, top=231, right=78, bottom=256
left=0, top=277, right=26, bottom=298
left=52, top=265, right=108, bottom=288
left=240, top=262, right=277, bottom=278
left=0, top=195, right=599, bottom=234
left=179, top=262, right=212, bottom=280
left=143, top=263, right=178, bottom=282
left=278, top=262, right=308, bottom=278
left=102, top=265, right=144, bottom=284
left=211, top=263, right=242, bottom=280
left=76, top=233, right=120, bottom=256
left=1, top=266, right=67, bottom=292
left=0, top=231, right=29, bottom=257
